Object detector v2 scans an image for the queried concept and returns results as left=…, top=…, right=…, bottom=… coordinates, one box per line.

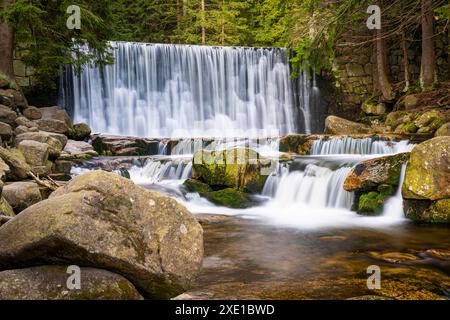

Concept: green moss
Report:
left=400, top=122, right=418, bottom=134
left=183, top=179, right=212, bottom=193
left=204, top=188, right=251, bottom=209
left=357, top=188, right=395, bottom=215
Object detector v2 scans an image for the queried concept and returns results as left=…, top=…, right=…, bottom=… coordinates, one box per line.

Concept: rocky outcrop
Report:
left=69, top=123, right=91, bottom=141
left=402, top=137, right=450, bottom=223
left=324, top=116, right=372, bottom=135
left=91, top=134, right=160, bottom=156
left=2, top=181, right=42, bottom=213
left=0, top=266, right=143, bottom=300
left=15, top=131, right=67, bottom=158
left=344, top=153, right=409, bottom=215
left=192, top=148, right=270, bottom=194
left=0, top=170, right=204, bottom=299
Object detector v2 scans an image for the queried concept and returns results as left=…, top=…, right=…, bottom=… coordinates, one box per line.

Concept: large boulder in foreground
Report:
left=192, top=148, right=271, bottom=193
left=0, top=170, right=203, bottom=299
left=0, top=266, right=143, bottom=300
left=324, top=116, right=372, bottom=135
left=402, top=137, right=449, bottom=200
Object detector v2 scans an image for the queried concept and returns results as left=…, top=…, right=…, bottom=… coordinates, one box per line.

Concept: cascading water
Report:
left=60, top=42, right=323, bottom=137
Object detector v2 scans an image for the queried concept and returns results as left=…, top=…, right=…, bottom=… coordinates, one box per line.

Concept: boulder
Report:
left=0, top=147, right=31, bottom=180
left=0, top=170, right=204, bottom=299
left=0, top=158, right=10, bottom=181
left=0, top=197, right=14, bottom=217
left=402, top=137, right=450, bottom=200
left=60, top=140, right=98, bottom=160
left=404, top=199, right=450, bottom=223
left=70, top=123, right=91, bottom=141
left=2, top=181, right=42, bottom=213
left=279, top=134, right=319, bottom=154
left=385, top=111, right=408, bottom=131
left=0, top=104, right=17, bottom=126
left=18, top=140, right=52, bottom=175
left=361, top=102, right=386, bottom=116
left=192, top=148, right=270, bottom=193
left=344, top=153, right=409, bottom=191
left=14, top=125, right=38, bottom=135
left=91, top=134, right=160, bottom=156
left=435, top=123, right=450, bottom=137
left=23, top=106, right=42, bottom=120
left=35, top=119, right=69, bottom=134
left=0, top=122, right=12, bottom=141
left=324, top=116, right=372, bottom=135
left=0, top=88, right=27, bottom=109
left=15, top=131, right=68, bottom=158
left=15, top=116, right=34, bottom=128
left=0, top=266, right=143, bottom=300
left=39, top=106, right=72, bottom=128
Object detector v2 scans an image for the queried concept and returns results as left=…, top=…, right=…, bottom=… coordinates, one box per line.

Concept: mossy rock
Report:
left=404, top=199, right=450, bottom=223
left=397, top=122, right=418, bottom=134
left=192, top=148, right=270, bottom=193
left=279, top=134, right=316, bottom=154
left=357, top=187, right=395, bottom=215
left=435, top=122, right=450, bottom=137
left=402, top=137, right=450, bottom=200
left=204, top=188, right=252, bottom=209
left=183, top=179, right=212, bottom=194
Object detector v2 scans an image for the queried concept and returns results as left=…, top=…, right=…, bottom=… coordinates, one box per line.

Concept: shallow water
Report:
left=185, top=215, right=450, bottom=300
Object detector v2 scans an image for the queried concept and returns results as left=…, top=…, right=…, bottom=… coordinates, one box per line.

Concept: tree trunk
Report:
left=375, top=0, right=394, bottom=101
left=420, top=0, right=436, bottom=90
left=0, top=0, right=15, bottom=82
left=201, top=0, right=206, bottom=44
left=401, top=31, right=410, bottom=92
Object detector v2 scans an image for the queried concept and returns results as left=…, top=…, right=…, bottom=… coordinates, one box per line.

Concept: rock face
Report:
left=0, top=170, right=204, bottom=299
left=402, top=137, right=450, bottom=223
left=344, top=153, right=409, bottom=191
left=91, top=134, right=160, bottom=156
left=324, top=116, right=372, bottom=135
left=2, top=181, right=42, bottom=213
left=192, top=148, right=270, bottom=193
left=0, top=266, right=143, bottom=300
left=402, top=137, right=449, bottom=200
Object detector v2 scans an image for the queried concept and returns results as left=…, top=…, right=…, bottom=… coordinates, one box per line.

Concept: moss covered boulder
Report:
left=402, top=137, right=449, bottom=200
left=435, top=123, right=450, bottom=137
left=357, top=185, right=396, bottom=215
left=205, top=189, right=252, bottom=209
left=192, top=148, right=270, bottom=193
left=344, top=153, right=409, bottom=192
left=324, top=116, right=372, bottom=135
left=0, top=266, right=143, bottom=300
left=0, top=170, right=204, bottom=299
left=404, top=199, right=450, bottom=223
left=279, top=134, right=319, bottom=154
left=183, top=178, right=212, bottom=194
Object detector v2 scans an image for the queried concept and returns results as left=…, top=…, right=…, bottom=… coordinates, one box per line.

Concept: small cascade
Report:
left=271, top=164, right=354, bottom=209
left=310, top=137, right=414, bottom=155
left=381, top=164, right=407, bottom=220
left=129, top=158, right=192, bottom=184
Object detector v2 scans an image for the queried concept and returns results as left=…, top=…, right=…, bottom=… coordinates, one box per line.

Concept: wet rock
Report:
left=204, top=188, right=252, bottom=209
left=369, top=252, right=420, bottom=263
left=183, top=179, right=212, bottom=194
left=402, top=137, right=450, bottom=200
left=23, top=106, right=42, bottom=120
left=344, top=153, right=409, bottom=191
left=0, top=147, right=31, bottom=180
left=91, top=134, right=160, bottom=156
left=60, top=140, right=98, bottom=160
left=0, top=170, right=204, bottom=299
left=0, top=266, right=143, bottom=300
left=357, top=188, right=395, bottom=215
left=324, top=116, right=372, bottom=135
left=279, top=134, right=319, bottom=154
left=18, top=140, right=52, bottom=175
left=425, top=248, right=450, bottom=260
left=435, top=122, right=450, bottom=137
left=319, top=236, right=347, bottom=241
left=69, top=123, right=91, bottom=141
left=0, top=104, right=17, bottom=127
left=192, top=148, right=271, bottom=193
left=195, top=214, right=235, bottom=225
left=2, top=181, right=42, bottom=213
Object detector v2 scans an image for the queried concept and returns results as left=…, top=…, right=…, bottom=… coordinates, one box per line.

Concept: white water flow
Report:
left=63, top=42, right=319, bottom=137
left=311, top=137, right=414, bottom=155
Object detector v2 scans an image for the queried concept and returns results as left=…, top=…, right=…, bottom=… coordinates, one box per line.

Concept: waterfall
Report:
left=310, top=137, right=414, bottom=155
left=128, top=158, right=192, bottom=184
left=381, top=164, right=407, bottom=220
left=60, top=42, right=323, bottom=138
